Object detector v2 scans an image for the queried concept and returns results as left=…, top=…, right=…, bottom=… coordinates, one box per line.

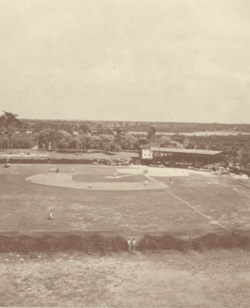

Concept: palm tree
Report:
left=0, top=112, right=22, bottom=153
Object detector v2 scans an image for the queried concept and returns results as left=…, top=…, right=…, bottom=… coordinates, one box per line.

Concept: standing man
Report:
left=48, top=212, right=53, bottom=220
left=132, top=238, right=136, bottom=252
left=127, top=239, right=132, bottom=252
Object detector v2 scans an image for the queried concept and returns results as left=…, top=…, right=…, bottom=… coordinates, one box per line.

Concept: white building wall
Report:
left=142, top=149, right=153, bottom=159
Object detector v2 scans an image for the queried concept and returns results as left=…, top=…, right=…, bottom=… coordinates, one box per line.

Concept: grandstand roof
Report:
left=150, top=147, right=223, bottom=156
left=141, top=143, right=160, bottom=149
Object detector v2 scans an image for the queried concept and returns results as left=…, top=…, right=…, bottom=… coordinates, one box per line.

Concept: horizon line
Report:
left=19, top=118, right=250, bottom=126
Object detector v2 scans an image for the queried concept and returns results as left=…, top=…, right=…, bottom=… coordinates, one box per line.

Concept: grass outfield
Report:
left=0, top=164, right=249, bottom=237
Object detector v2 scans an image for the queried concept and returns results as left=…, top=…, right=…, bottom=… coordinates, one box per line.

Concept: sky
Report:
left=0, top=0, right=249, bottom=123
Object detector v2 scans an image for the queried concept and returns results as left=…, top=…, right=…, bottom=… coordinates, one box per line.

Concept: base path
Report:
left=118, top=166, right=190, bottom=177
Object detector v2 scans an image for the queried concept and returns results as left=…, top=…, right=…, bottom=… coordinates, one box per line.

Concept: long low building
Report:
left=139, top=143, right=224, bottom=166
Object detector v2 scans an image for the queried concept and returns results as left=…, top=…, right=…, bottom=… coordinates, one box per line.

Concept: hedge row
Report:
left=0, top=232, right=249, bottom=254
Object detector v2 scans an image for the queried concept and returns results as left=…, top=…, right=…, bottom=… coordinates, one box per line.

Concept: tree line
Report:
left=21, top=118, right=250, bottom=133
left=1, top=112, right=250, bottom=169
left=37, top=126, right=157, bottom=153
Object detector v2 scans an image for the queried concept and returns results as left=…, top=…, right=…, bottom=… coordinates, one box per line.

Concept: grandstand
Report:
left=139, top=144, right=224, bottom=168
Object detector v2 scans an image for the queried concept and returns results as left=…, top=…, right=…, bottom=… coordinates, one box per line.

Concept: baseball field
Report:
left=0, top=163, right=249, bottom=307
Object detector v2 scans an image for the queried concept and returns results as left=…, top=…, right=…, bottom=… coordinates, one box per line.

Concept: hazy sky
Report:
left=0, top=0, right=249, bottom=123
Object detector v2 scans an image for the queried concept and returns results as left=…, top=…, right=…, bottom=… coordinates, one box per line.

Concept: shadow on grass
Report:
left=0, top=232, right=249, bottom=254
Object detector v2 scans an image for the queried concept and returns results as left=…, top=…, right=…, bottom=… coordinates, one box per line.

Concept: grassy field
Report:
left=0, top=164, right=250, bottom=236
left=0, top=249, right=249, bottom=307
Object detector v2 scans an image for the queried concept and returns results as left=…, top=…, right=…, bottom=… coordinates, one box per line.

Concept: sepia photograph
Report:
left=0, top=0, right=249, bottom=307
